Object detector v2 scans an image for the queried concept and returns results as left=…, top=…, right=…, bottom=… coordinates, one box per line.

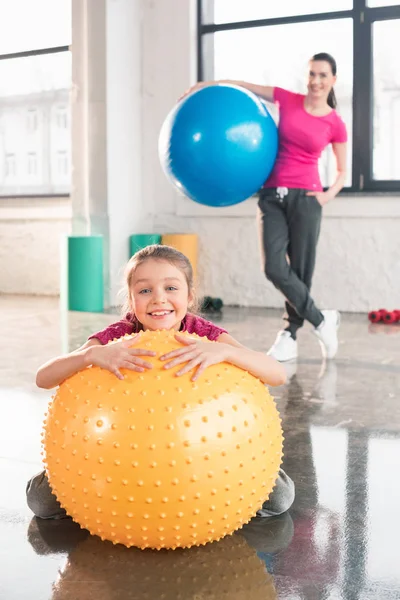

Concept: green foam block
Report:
left=68, top=235, right=104, bottom=313
left=129, top=234, right=162, bottom=257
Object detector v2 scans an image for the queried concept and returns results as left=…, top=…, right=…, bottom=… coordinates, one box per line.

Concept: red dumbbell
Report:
left=368, top=309, right=388, bottom=323
left=383, top=310, right=400, bottom=324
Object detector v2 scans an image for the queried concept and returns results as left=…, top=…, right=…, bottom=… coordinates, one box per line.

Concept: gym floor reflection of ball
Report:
left=159, top=84, right=278, bottom=207
left=51, top=534, right=277, bottom=600
left=43, top=330, right=283, bottom=550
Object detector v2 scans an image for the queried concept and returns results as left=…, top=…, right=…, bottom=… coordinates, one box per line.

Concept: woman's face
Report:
left=307, top=60, right=336, bottom=101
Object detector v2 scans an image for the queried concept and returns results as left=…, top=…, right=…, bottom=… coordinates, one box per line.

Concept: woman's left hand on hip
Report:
left=306, top=190, right=334, bottom=206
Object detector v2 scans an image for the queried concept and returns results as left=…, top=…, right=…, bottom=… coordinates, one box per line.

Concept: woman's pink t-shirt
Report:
left=88, top=313, right=228, bottom=345
left=264, top=87, right=348, bottom=192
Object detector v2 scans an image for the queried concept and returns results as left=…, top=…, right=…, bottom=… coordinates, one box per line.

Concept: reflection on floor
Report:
left=1, top=296, right=399, bottom=599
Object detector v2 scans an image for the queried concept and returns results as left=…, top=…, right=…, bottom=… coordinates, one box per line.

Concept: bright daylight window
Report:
left=0, top=0, right=71, bottom=197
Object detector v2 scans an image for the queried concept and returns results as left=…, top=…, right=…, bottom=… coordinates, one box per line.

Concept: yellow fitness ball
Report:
left=43, top=330, right=283, bottom=550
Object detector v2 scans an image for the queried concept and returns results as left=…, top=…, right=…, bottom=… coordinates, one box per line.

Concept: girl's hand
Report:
left=87, top=336, right=156, bottom=380
left=306, top=190, right=334, bottom=206
left=159, top=334, right=231, bottom=381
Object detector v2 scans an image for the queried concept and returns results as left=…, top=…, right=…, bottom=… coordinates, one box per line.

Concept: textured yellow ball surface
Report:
left=43, top=330, right=283, bottom=550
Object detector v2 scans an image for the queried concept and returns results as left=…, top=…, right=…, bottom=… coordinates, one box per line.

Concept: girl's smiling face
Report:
left=130, top=258, right=193, bottom=331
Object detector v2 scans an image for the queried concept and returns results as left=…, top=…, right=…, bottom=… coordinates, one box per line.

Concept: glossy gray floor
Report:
left=1, top=296, right=399, bottom=600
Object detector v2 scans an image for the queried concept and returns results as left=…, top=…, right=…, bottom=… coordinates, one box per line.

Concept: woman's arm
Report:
left=182, top=80, right=275, bottom=103
left=307, top=142, right=347, bottom=205
left=216, top=333, right=286, bottom=387
left=327, top=142, right=347, bottom=197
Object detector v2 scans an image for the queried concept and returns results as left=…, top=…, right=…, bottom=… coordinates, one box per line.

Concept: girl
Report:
left=182, top=53, right=348, bottom=363
left=27, top=245, right=294, bottom=519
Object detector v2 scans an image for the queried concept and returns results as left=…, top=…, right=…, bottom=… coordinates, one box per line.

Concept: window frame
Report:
left=0, top=44, right=70, bottom=198
left=197, top=0, right=400, bottom=193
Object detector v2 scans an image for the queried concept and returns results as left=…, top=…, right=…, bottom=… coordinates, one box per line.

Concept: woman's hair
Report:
left=121, top=244, right=196, bottom=315
left=310, top=52, right=337, bottom=109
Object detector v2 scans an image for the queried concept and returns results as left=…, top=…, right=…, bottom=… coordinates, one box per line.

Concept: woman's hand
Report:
left=87, top=336, right=156, bottom=380
left=178, top=81, right=208, bottom=101
left=306, top=190, right=334, bottom=206
left=159, top=334, right=230, bottom=381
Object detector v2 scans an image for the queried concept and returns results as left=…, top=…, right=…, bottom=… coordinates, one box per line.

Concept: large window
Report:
left=198, top=1, right=400, bottom=193
left=372, top=19, right=400, bottom=180
left=0, top=0, right=71, bottom=197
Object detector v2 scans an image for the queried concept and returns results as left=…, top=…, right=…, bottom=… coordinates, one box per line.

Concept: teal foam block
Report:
left=129, top=234, right=162, bottom=257
left=67, top=235, right=104, bottom=312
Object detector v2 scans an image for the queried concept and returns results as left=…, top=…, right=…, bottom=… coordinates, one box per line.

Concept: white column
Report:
left=71, top=0, right=110, bottom=304
left=141, top=0, right=197, bottom=218
left=71, top=0, right=149, bottom=307
left=71, top=0, right=108, bottom=238
left=106, top=0, right=151, bottom=303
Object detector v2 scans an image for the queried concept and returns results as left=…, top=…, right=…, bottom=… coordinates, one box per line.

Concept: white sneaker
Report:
left=267, top=331, right=298, bottom=362
left=314, top=310, right=341, bottom=359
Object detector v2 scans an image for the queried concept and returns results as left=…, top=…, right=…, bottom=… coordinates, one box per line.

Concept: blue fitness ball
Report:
left=158, top=84, right=278, bottom=207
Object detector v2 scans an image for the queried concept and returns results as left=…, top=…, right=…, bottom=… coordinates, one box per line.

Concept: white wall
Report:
left=151, top=195, right=400, bottom=311
left=0, top=197, right=71, bottom=295
left=1, top=0, right=400, bottom=312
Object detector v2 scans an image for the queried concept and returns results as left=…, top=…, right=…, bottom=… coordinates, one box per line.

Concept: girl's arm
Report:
left=160, top=333, right=286, bottom=387
left=217, top=333, right=286, bottom=387
left=36, top=340, right=101, bottom=389
left=36, top=338, right=156, bottom=390
left=182, top=80, right=275, bottom=103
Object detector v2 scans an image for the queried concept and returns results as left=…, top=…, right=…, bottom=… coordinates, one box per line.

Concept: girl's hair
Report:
left=121, top=244, right=196, bottom=315
left=310, top=52, right=337, bottom=109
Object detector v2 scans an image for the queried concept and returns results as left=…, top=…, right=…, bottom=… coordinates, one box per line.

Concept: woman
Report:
left=183, top=53, right=347, bottom=362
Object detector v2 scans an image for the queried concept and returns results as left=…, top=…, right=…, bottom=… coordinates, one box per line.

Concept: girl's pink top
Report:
left=88, top=312, right=228, bottom=344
